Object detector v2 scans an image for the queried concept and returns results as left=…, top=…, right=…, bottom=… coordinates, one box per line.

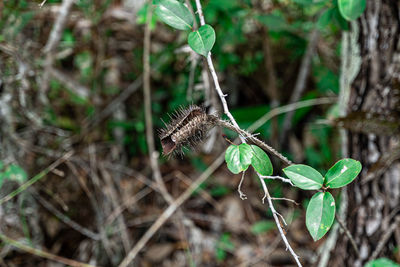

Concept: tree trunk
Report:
left=329, top=1, right=400, bottom=266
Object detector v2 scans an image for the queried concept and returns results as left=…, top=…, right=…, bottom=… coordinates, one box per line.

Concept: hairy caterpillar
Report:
left=159, top=105, right=218, bottom=155
left=159, top=105, right=292, bottom=165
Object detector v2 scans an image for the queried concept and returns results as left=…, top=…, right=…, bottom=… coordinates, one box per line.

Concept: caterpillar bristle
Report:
left=159, top=105, right=217, bottom=156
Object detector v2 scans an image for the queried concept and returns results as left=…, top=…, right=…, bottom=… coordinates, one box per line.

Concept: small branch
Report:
left=280, top=29, right=319, bottom=144
left=39, top=0, right=47, bottom=8
left=247, top=97, right=337, bottom=134
left=276, top=211, right=288, bottom=226
left=369, top=216, right=400, bottom=261
left=43, top=0, right=75, bottom=53
left=143, top=2, right=174, bottom=205
left=0, top=233, right=96, bottom=267
left=48, top=67, right=90, bottom=100
left=99, top=166, right=132, bottom=253
left=32, top=190, right=100, bottom=241
left=41, top=0, right=75, bottom=104
left=194, top=0, right=244, bottom=143
left=118, top=153, right=225, bottom=267
left=262, top=175, right=294, bottom=186
left=84, top=76, right=142, bottom=128
left=335, top=214, right=360, bottom=257
left=271, top=197, right=299, bottom=205
left=258, top=176, right=302, bottom=266
left=217, top=119, right=292, bottom=166
left=238, top=171, right=247, bottom=200
left=194, top=0, right=205, bottom=26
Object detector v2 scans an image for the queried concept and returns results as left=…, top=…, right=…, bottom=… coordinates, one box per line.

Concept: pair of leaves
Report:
left=225, top=143, right=273, bottom=176
left=283, top=158, right=362, bottom=190
left=283, top=159, right=361, bottom=241
left=154, top=0, right=215, bottom=56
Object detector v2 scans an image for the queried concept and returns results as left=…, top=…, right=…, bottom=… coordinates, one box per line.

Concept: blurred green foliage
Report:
left=0, top=162, right=28, bottom=188
left=251, top=220, right=275, bottom=234
left=0, top=0, right=348, bottom=173
left=215, top=233, right=235, bottom=261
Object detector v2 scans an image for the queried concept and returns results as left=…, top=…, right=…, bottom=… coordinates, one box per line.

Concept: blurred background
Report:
left=0, top=0, right=350, bottom=266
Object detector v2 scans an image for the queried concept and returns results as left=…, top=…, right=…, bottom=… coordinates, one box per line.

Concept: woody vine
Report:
left=154, top=0, right=364, bottom=265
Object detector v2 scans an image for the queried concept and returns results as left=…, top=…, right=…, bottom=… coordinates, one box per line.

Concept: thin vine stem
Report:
left=193, top=1, right=302, bottom=266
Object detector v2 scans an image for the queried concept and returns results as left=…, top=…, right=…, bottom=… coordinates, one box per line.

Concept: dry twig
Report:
left=280, top=29, right=319, bottom=144
left=32, top=190, right=100, bottom=241
left=369, top=216, right=400, bottom=261
left=118, top=153, right=225, bottom=267
left=335, top=214, right=360, bottom=257
left=143, top=0, right=173, bottom=204
left=0, top=151, right=73, bottom=205
left=0, top=233, right=96, bottom=267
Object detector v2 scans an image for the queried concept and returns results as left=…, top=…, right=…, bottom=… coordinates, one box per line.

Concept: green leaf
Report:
left=283, top=165, right=324, bottom=190
left=306, top=192, right=335, bottom=241
left=4, top=164, right=28, bottom=183
left=136, top=3, right=158, bottom=30
left=188, top=24, right=216, bottom=57
left=333, top=6, right=350, bottom=30
left=291, top=0, right=314, bottom=5
left=209, top=185, right=230, bottom=197
left=256, top=13, right=288, bottom=32
left=365, top=258, right=400, bottom=267
left=324, top=158, right=362, bottom=188
left=154, top=0, right=193, bottom=30
left=225, top=143, right=252, bottom=174
left=216, top=233, right=234, bottom=261
left=0, top=161, right=4, bottom=170
left=250, top=145, right=273, bottom=176
left=251, top=220, right=275, bottom=234
left=338, top=0, right=366, bottom=21
left=317, top=8, right=334, bottom=29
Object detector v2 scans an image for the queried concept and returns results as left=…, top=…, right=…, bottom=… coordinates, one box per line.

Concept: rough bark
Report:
left=330, top=1, right=400, bottom=266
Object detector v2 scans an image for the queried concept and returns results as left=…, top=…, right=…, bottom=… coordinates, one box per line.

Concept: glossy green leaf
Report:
left=338, top=0, right=366, bottom=21
left=188, top=24, right=216, bottom=57
left=283, top=164, right=323, bottom=190
left=250, top=145, right=273, bottom=176
left=4, top=164, right=28, bottom=183
left=333, top=6, right=349, bottom=30
left=306, top=192, right=335, bottom=241
left=324, top=158, right=362, bottom=188
left=365, top=258, right=400, bottom=267
left=225, top=143, right=252, bottom=174
left=154, top=0, right=193, bottom=30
